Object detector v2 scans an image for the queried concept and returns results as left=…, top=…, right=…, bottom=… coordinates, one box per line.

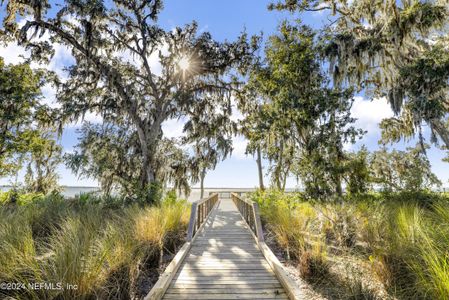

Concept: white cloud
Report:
left=147, top=42, right=169, bottom=77
left=313, top=2, right=331, bottom=14
left=343, top=141, right=354, bottom=151
left=47, top=43, right=74, bottom=79
left=231, top=135, right=249, bottom=160
left=40, top=84, right=61, bottom=109
left=67, top=111, right=103, bottom=128
left=230, top=95, right=244, bottom=122
left=0, top=42, right=28, bottom=64
left=162, top=117, right=186, bottom=138
left=351, top=96, right=394, bottom=134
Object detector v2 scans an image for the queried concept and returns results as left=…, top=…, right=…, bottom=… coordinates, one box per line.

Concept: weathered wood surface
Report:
left=162, top=199, right=288, bottom=300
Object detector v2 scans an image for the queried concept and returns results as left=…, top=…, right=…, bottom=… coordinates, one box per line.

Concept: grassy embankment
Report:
left=250, top=189, right=449, bottom=300
left=0, top=191, right=189, bottom=299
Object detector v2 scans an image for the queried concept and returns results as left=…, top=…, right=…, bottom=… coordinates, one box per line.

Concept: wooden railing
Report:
left=146, top=193, right=219, bottom=299
left=186, top=193, right=219, bottom=241
left=231, top=192, right=264, bottom=242
left=232, top=193, right=302, bottom=299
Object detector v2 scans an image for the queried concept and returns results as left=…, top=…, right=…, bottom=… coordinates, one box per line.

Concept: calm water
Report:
left=0, top=186, right=299, bottom=202
left=0, top=186, right=100, bottom=198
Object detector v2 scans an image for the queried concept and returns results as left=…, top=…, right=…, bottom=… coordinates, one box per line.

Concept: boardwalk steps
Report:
left=145, top=193, right=301, bottom=300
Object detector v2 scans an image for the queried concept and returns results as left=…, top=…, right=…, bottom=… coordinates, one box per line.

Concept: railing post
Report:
left=231, top=192, right=265, bottom=243
left=186, top=203, right=198, bottom=242
left=252, top=202, right=264, bottom=242
left=201, top=203, right=204, bottom=224
left=187, top=193, right=219, bottom=242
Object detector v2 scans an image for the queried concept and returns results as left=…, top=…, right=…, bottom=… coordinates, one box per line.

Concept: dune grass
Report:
left=0, top=192, right=189, bottom=300
left=250, top=189, right=449, bottom=300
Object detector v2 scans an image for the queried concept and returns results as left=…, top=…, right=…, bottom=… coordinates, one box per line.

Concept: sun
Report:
left=178, top=56, right=191, bottom=72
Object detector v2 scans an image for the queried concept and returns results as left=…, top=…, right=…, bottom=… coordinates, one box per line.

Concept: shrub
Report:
left=0, top=190, right=45, bottom=206
left=298, top=245, right=329, bottom=282
left=317, top=202, right=363, bottom=248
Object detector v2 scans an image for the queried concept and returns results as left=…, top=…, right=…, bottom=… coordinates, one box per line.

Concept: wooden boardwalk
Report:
left=162, top=198, right=288, bottom=299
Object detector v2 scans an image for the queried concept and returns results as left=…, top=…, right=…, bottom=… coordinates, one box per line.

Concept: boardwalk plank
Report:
left=163, top=294, right=288, bottom=300
left=161, top=199, right=288, bottom=300
left=170, top=283, right=284, bottom=289
left=166, top=288, right=284, bottom=294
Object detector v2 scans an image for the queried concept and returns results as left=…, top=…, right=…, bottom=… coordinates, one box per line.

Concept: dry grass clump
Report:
left=252, top=189, right=449, bottom=300
left=298, top=244, right=329, bottom=282
left=0, top=193, right=189, bottom=300
left=250, top=189, right=316, bottom=260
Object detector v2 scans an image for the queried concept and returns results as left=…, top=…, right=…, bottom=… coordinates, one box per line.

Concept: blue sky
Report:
left=0, top=0, right=448, bottom=188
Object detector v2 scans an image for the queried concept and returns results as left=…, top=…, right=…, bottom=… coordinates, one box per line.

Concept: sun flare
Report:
left=178, top=56, right=190, bottom=72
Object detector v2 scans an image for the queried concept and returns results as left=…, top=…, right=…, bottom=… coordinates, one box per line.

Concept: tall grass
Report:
left=0, top=192, right=189, bottom=299
left=411, top=201, right=449, bottom=298
left=251, top=189, right=449, bottom=300
left=250, top=189, right=315, bottom=260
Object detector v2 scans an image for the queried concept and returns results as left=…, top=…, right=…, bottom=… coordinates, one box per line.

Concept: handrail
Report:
left=231, top=193, right=302, bottom=300
left=145, top=193, right=219, bottom=300
left=186, top=193, right=219, bottom=241
left=231, top=192, right=264, bottom=242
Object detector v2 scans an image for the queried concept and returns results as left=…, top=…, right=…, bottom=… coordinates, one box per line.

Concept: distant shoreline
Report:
left=0, top=185, right=299, bottom=190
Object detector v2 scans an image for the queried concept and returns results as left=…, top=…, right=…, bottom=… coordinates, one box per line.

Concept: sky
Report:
left=0, top=0, right=448, bottom=188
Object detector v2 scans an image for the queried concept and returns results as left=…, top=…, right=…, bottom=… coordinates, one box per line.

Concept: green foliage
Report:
left=271, top=0, right=449, bottom=152
left=0, top=190, right=45, bottom=206
left=183, top=112, right=235, bottom=198
left=65, top=124, right=192, bottom=199
left=369, top=144, right=441, bottom=192
left=162, top=189, right=186, bottom=206
left=339, top=144, right=442, bottom=196
left=240, top=22, right=363, bottom=195
left=345, top=146, right=370, bottom=195
left=0, top=57, right=60, bottom=191
left=413, top=201, right=449, bottom=298
left=24, top=130, right=62, bottom=194
left=251, top=189, right=316, bottom=260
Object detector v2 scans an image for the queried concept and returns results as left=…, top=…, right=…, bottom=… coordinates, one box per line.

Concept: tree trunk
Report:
left=335, top=174, right=343, bottom=197
left=136, top=121, right=160, bottom=195
left=256, top=146, right=265, bottom=191
left=200, top=167, right=206, bottom=199
left=335, top=153, right=343, bottom=197
left=281, top=164, right=290, bottom=192
left=276, top=141, right=284, bottom=190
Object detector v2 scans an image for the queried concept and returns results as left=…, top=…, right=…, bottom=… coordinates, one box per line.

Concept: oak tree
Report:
left=2, top=0, right=256, bottom=200
left=271, top=0, right=449, bottom=151
left=240, top=22, right=363, bottom=197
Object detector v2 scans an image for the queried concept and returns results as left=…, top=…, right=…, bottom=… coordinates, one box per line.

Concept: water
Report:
left=0, top=186, right=100, bottom=198
left=182, top=187, right=298, bottom=202
left=0, top=186, right=300, bottom=202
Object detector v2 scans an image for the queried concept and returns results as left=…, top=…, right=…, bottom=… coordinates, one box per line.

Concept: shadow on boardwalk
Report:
left=162, top=198, right=288, bottom=299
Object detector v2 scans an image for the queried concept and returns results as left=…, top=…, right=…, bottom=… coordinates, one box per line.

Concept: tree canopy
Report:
left=369, top=143, right=441, bottom=191
left=0, top=0, right=446, bottom=198
left=270, top=0, right=449, bottom=152
left=0, top=57, right=61, bottom=193
left=1, top=0, right=257, bottom=200
left=239, top=22, right=364, bottom=197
